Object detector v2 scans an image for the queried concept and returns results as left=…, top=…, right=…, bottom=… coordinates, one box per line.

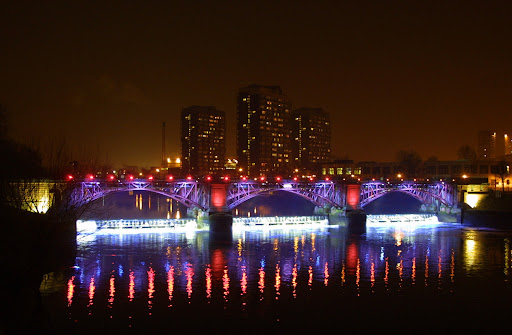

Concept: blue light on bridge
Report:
left=76, top=216, right=332, bottom=236
left=76, top=219, right=199, bottom=235
left=366, top=214, right=440, bottom=226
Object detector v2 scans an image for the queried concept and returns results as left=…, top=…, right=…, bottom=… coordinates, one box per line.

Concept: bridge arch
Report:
left=85, top=188, right=207, bottom=210
left=226, top=182, right=343, bottom=210
left=228, top=189, right=322, bottom=210
left=361, top=189, right=428, bottom=207
left=360, top=182, right=456, bottom=208
left=71, top=181, right=209, bottom=211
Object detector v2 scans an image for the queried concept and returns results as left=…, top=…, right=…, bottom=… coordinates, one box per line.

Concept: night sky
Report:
left=1, top=1, right=511, bottom=168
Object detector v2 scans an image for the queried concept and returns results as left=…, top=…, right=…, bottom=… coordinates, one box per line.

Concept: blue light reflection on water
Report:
left=42, top=217, right=512, bottom=333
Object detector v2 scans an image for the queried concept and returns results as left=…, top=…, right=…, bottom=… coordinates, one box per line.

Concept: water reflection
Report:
left=147, top=266, right=155, bottom=312
left=40, top=222, right=512, bottom=332
left=167, top=266, right=174, bottom=306
left=66, top=276, right=75, bottom=307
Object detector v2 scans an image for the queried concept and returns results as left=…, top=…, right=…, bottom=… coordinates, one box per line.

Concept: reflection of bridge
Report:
left=71, top=178, right=458, bottom=212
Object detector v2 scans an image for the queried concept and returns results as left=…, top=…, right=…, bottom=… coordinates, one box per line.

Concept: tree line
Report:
left=396, top=146, right=509, bottom=191
left=0, top=105, right=109, bottom=217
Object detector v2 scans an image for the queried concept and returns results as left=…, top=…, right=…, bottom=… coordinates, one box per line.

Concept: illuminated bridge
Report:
left=69, top=178, right=458, bottom=213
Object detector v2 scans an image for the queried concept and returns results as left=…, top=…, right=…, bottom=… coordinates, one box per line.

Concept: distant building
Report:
left=237, top=85, right=292, bottom=176
left=181, top=106, right=225, bottom=176
left=320, top=158, right=511, bottom=191
left=291, top=107, right=331, bottom=175
left=504, top=133, right=512, bottom=156
left=224, top=158, right=238, bottom=171
left=320, top=160, right=364, bottom=179
left=164, top=157, right=182, bottom=176
left=478, top=130, right=496, bottom=159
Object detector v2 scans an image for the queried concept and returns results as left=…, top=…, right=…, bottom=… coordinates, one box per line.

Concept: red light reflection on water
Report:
left=167, top=266, right=174, bottom=306
left=308, top=266, right=313, bottom=287
left=205, top=265, right=212, bottom=300
left=88, top=277, right=95, bottom=309
left=370, top=261, right=375, bottom=291
left=292, top=264, right=298, bottom=298
left=341, top=261, right=346, bottom=286
left=450, top=250, right=455, bottom=285
left=398, top=258, right=404, bottom=290
left=438, top=250, right=443, bottom=280
left=109, top=274, right=115, bottom=307
left=212, top=249, right=226, bottom=273
left=186, top=264, right=194, bottom=302
left=148, top=267, right=155, bottom=313
left=258, top=267, right=265, bottom=299
left=223, top=267, right=230, bottom=302
left=356, top=259, right=361, bottom=295
left=67, top=276, right=75, bottom=307
left=240, top=265, right=247, bottom=296
left=425, top=254, right=429, bottom=286
left=384, top=258, right=389, bottom=289
left=412, top=257, right=417, bottom=285
left=128, top=271, right=135, bottom=301
left=324, top=262, right=329, bottom=286
left=347, top=242, right=358, bottom=273
left=274, top=263, right=281, bottom=300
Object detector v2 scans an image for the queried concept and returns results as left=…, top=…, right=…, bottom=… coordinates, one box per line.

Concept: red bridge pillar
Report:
left=209, top=183, right=229, bottom=213
left=345, top=183, right=366, bottom=234
left=346, top=184, right=362, bottom=210
left=209, top=183, right=232, bottom=242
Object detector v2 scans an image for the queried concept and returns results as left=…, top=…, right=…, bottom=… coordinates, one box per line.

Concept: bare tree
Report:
left=494, top=160, right=510, bottom=192
left=457, top=145, right=477, bottom=161
left=396, top=150, right=423, bottom=177
left=1, top=133, right=111, bottom=221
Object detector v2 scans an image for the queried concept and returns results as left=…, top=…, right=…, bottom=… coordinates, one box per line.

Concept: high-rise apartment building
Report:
left=477, top=130, right=496, bottom=159
left=237, top=85, right=292, bottom=176
left=291, top=108, right=331, bottom=175
left=504, top=133, right=512, bottom=156
left=181, top=106, right=225, bottom=175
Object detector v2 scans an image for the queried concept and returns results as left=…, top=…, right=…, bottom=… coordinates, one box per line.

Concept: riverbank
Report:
left=0, top=206, right=76, bottom=334
left=461, top=192, right=512, bottom=228
left=462, top=209, right=512, bottom=229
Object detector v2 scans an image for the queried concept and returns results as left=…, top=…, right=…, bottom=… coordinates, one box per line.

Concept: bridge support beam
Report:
left=346, top=184, right=362, bottom=210
left=346, top=210, right=367, bottom=234
left=345, top=184, right=366, bottom=234
left=208, top=183, right=232, bottom=242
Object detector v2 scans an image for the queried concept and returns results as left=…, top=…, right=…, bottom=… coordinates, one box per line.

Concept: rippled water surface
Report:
left=40, top=221, right=512, bottom=333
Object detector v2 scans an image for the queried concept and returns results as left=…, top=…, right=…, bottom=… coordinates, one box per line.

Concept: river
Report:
left=36, top=218, right=512, bottom=334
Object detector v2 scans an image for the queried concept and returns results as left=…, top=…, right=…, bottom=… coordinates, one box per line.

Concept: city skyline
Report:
left=1, top=2, right=511, bottom=167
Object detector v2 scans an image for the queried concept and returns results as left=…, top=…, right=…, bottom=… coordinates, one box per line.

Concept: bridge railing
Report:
left=233, top=216, right=329, bottom=227
left=77, top=218, right=198, bottom=234
left=366, top=214, right=438, bottom=223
